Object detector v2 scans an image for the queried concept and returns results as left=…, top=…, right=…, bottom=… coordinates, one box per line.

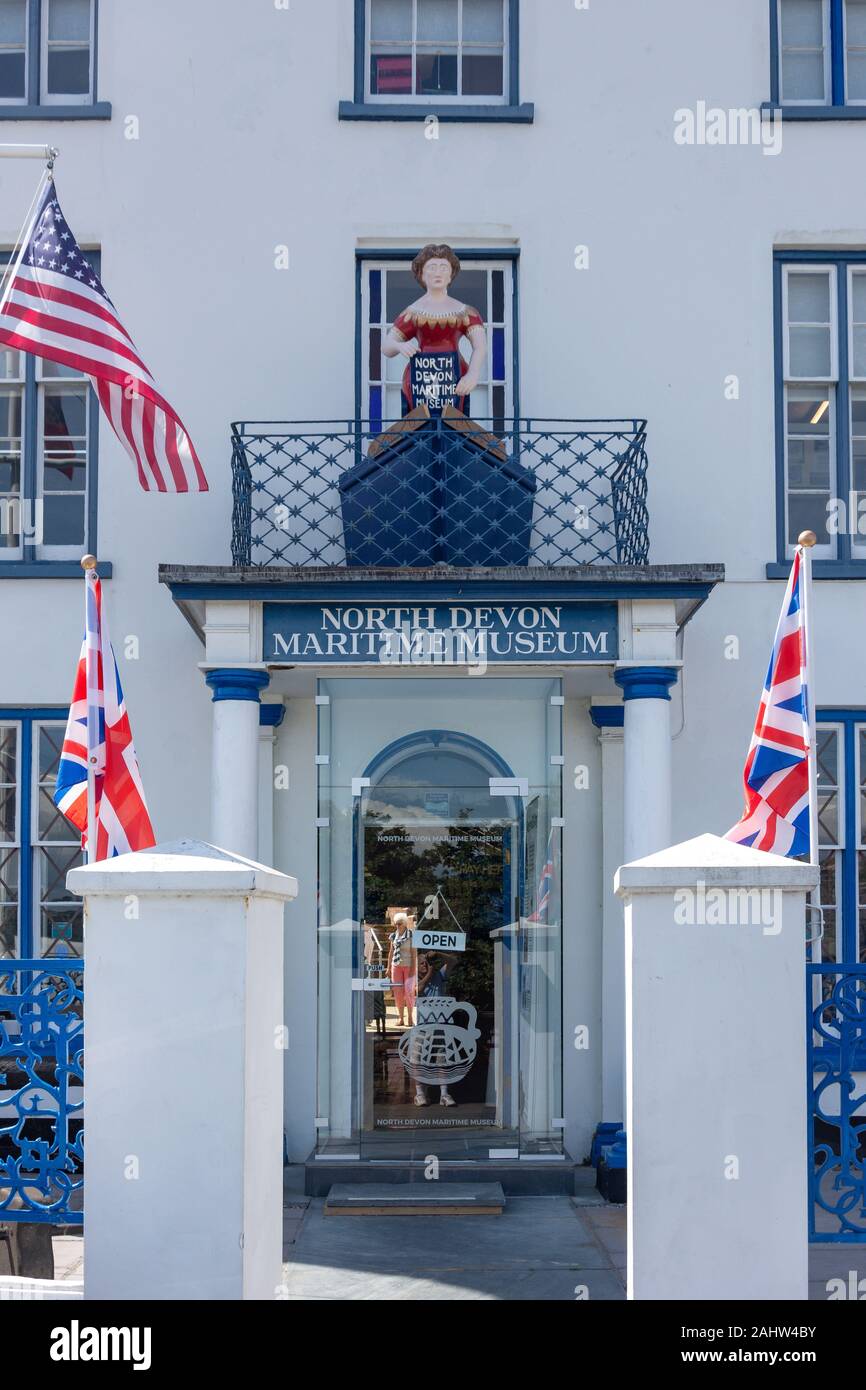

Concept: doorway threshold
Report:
left=305, top=1150, right=577, bottom=1197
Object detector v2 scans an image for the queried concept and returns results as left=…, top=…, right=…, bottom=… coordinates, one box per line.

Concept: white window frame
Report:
left=845, top=0, right=866, bottom=104
left=35, top=361, right=89, bottom=561
left=40, top=0, right=95, bottom=106
left=0, top=0, right=30, bottom=106
left=778, top=0, right=832, bottom=105
left=817, top=720, right=844, bottom=963
left=32, top=717, right=81, bottom=959
left=0, top=720, right=21, bottom=959
left=0, top=350, right=26, bottom=562
left=782, top=265, right=838, bottom=560
left=365, top=0, right=509, bottom=106
left=360, top=255, right=515, bottom=424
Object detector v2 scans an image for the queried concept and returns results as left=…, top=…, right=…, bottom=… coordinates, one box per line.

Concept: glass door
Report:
left=315, top=676, right=563, bottom=1163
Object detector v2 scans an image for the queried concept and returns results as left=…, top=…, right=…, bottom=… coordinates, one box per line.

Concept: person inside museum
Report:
left=387, top=911, right=417, bottom=1028
left=382, top=243, right=487, bottom=416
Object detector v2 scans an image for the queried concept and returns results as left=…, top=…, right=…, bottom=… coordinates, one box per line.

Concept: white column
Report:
left=258, top=702, right=284, bottom=867
left=591, top=708, right=625, bottom=1124
left=615, top=833, right=816, bottom=1301
left=205, top=668, right=269, bottom=860
left=615, top=666, right=677, bottom=863
left=67, top=839, right=298, bottom=1301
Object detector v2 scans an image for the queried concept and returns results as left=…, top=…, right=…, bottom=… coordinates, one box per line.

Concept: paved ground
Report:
left=46, top=1166, right=866, bottom=1300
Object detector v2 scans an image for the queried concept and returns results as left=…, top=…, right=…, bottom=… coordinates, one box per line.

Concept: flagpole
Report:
left=81, top=553, right=98, bottom=866
left=798, top=529, right=822, bottom=951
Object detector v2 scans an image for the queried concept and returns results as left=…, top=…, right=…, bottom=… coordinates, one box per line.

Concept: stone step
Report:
left=324, top=1182, right=505, bottom=1216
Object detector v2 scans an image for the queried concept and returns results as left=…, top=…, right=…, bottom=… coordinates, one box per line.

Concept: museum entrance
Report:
left=316, top=676, right=563, bottom=1163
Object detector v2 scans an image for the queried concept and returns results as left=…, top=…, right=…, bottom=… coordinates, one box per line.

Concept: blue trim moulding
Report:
left=0, top=562, right=112, bottom=579
left=259, top=702, right=286, bottom=728
left=206, top=669, right=269, bottom=704
left=0, top=102, right=111, bottom=120
left=589, top=706, right=625, bottom=729
left=344, top=0, right=531, bottom=123
left=615, top=667, right=679, bottom=702
left=338, top=102, right=534, bottom=123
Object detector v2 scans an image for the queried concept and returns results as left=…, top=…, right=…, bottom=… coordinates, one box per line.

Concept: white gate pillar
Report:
left=68, top=839, right=298, bottom=1301
left=205, top=667, right=270, bottom=860
left=615, top=832, right=816, bottom=1301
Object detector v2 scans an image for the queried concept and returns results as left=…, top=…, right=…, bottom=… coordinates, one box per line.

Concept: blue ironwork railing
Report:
left=230, top=417, right=649, bottom=569
left=0, top=958, right=84, bottom=1225
left=807, top=964, right=866, bottom=1243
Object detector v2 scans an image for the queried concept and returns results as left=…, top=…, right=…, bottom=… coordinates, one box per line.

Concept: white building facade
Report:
left=0, top=0, right=862, bottom=1209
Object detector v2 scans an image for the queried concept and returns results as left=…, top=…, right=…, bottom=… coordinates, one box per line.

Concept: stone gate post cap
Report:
left=614, top=832, right=819, bottom=897
left=66, top=838, right=299, bottom=901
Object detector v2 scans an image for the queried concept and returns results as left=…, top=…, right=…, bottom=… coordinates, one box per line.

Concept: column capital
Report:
left=614, top=665, right=679, bottom=702
left=259, top=702, right=286, bottom=728
left=205, top=667, right=270, bottom=704
left=589, top=705, right=625, bottom=730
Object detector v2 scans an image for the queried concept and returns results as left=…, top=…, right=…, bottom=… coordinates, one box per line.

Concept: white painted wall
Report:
left=0, top=0, right=860, bottom=1157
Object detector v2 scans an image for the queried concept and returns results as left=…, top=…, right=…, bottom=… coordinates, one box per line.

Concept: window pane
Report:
left=0, top=0, right=26, bottom=43
left=0, top=847, right=19, bottom=945
left=416, top=50, right=457, bottom=93
left=0, top=787, right=15, bottom=843
left=788, top=270, right=831, bottom=322
left=417, top=0, right=458, bottom=41
left=847, top=0, right=866, bottom=44
left=818, top=788, right=839, bottom=843
left=38, top=724, right=63, bottom=780
left=371, top=50, right=412, bottom=94
left=0, top=49, right=25, bottom=98
left=852, top=388, right=866, bottom=490
left=453, top=267, right=488, bottom=317
left=47, top=0, right=90, bottom=41
left=0, top=348, right=20, bottom=379
left=39, top=358, right=85, bottom=379
left=848, top=52, right=866, bottom=97
left=781, top=0, right=826, bottom=45
left=789, top=325, right=832, bottom=376
left=463, top=0, right=504, bottom=42
left=46, top=46, right=90, bottom=95
left=42, top=492, right=84, bottom=544
left=0, top=902, right=16, bottom=957
left=462, top=52, right=503, bottom=94
left=817, top=727, right=839, bottom=788
left=781, top=50, right=826, bottom=99
left=370, top=0, right=412, bottom=41
left=852, top=274, right=866, bottom=375
left=385, top=269, right=418, bottom=323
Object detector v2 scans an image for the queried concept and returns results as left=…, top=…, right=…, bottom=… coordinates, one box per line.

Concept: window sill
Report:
left=761, top=101, right=866, bottom=121
left=766, top=560, right=866, bottom=579
left=0, top=561, right=113, bottom=578
left=338, top=100, right=534, bottom=124
left=0, top=102, right=112, bottom=121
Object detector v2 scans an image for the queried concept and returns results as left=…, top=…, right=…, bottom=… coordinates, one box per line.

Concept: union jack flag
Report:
left=725, top=550, right=811, bottom=857
left=54, top=570, right=156, bottom=861
left=528, top=825, right=557, bottom=924
left=0, top=177, right=207, bottom=493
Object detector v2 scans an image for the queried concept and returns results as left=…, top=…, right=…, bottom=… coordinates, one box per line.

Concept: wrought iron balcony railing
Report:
left=231, top=416, right=649, bottom=569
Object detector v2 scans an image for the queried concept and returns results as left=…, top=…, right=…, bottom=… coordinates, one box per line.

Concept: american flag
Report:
left=0, top=177, right=207, bottom=493
left=54, top=569, right=156, bottom=861
left=725, top=549, right=811, bottom=857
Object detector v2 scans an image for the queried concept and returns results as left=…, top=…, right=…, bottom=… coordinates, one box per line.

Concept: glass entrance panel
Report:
left=315, top=676, right=563, bottom=1161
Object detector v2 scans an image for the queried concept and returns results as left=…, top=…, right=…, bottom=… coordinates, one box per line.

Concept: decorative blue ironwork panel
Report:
left=807, top=964, right=866, bottom=1243
left=230, top=417, right=649, bottom=569
left=0, top=959, right=84, bottom=1225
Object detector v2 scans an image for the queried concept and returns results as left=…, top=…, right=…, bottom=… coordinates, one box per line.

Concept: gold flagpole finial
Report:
left=80, top=554, right=97, bottom=570
left=798, top=531, right=817, bottom=548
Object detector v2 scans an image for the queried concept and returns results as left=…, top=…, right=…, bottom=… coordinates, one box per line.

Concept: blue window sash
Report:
left=770, top=0, right=863, bottom=113
left=354, top=247, right=520, bottom=425
left=0, top=707, right=70, bottom=959
left=0, top=248, right=101, bottom=565
left=772, top=249, right=866, bottom=572
left=816, top=710, right=863, bottom=964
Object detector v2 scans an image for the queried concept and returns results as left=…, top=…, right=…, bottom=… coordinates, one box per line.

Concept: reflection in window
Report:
left=368, top=0, right=507, bottom=102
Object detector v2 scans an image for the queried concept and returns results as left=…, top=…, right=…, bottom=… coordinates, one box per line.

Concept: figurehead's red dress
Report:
left=393, top=303, right=484, bottom=414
